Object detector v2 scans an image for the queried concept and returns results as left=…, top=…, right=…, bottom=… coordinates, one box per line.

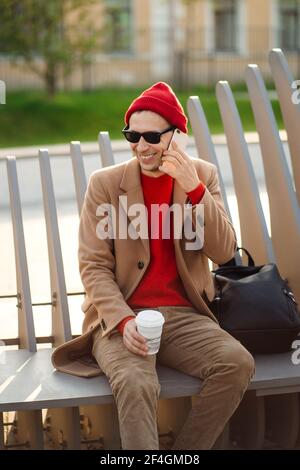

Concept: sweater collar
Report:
left=120, top=158, right=187, bottom=206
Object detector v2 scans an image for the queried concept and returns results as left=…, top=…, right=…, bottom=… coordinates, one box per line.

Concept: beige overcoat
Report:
left=51, top=157, right=237, bottom=377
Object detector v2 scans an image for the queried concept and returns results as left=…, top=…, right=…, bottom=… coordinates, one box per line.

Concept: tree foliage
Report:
left=0, top=0, right=102, bottom=95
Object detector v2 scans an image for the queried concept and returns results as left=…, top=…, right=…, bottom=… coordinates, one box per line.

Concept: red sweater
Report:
left=118, top=174, right=206, bottom=334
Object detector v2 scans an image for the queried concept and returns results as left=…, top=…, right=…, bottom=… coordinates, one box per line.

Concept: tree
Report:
left=0, top=0, right=102, bottom=96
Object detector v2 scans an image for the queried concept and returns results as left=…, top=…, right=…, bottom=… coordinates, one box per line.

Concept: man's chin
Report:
left=142, top=164, right=159, bottom=171
left=140, top=160, right=160, bottom=171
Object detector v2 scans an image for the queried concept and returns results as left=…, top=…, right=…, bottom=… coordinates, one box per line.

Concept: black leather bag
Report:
left=209, top=248, right=300, bottom=354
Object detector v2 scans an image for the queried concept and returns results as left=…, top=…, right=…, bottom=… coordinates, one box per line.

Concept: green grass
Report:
left=0, top=86, right=284, bottom=147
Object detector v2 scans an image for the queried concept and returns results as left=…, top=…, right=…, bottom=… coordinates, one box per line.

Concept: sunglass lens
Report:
left=122, top=130, right=164, bottom=144
left=124, top=131, right=140, bottom=143
left=143, top=133, right=160, bottom=144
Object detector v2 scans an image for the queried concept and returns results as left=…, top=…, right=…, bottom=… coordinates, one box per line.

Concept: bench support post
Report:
left=0, top=413, right=4, bottom=450
left=46, top=407, right=81, bottom=450
left=230, top=391, right=265, bottom=449
left=265, top=393, right=299, bottom=449
left=16, top=410, right=44, bottom=449
left=212, top=423, right=231, bottom=449
left=157, top=397, right=192, bottom=449
left=80, top=404, right=120, bottom=450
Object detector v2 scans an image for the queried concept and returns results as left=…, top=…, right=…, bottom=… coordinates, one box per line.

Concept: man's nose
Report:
left=136, top=136, right=149, bottom=152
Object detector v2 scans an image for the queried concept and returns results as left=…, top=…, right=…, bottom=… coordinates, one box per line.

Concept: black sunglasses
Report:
left=122, top=126, right=174, bottom=144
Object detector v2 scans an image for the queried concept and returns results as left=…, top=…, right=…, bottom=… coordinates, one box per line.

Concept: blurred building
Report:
left=0, top=0, right=299, bottom=90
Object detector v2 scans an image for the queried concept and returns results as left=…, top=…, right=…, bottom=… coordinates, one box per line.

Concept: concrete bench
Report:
left=1, top=48, right=300, bottom=450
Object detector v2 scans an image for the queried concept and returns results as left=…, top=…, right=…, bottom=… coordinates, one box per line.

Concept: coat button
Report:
left=138, top=261, right=144, bottom=269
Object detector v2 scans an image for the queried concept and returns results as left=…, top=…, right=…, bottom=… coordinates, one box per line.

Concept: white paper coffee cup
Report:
left=135, top=310, right=165, bottom=355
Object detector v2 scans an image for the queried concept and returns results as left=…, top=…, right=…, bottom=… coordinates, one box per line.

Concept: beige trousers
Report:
left=92, top=306, right=255, bottom=450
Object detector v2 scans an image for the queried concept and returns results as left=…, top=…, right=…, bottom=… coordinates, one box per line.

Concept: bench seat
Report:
left=1, top=349, right=299, bottom=413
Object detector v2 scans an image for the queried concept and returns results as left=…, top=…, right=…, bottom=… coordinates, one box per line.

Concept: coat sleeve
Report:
left=192, top=163, right=237, bottom=265
left=78, top=172, right=134, bottom=325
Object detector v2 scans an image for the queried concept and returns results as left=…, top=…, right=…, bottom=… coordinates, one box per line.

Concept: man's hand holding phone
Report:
left=159, top=128, right=201, bottom=193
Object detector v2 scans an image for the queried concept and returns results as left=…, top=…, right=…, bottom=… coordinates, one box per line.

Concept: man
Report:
left=52, top=82, right=255, bottom=450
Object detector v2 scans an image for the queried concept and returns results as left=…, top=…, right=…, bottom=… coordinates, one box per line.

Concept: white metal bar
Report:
left=216, top=81, right=275, bottom=264
left=98, top=131, right=114, bottom=167
left=187, top=96, right=232, bottom=219
left=6, top=156, right=36, bottom=352
left=269, top=48, right=300, bottom=206
left=246, top=65, right=300, bottom=304
left=70, top=141, right=87, bottom=216
left=38, top=149, right=72, bottom=345
left=187, top=95, right=241, bottom=265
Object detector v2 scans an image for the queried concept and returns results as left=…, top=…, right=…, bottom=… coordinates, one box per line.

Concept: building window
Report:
left=104, top=0, right=132, bottom=53
left=213, top=0, right=237, bottom=52
left=279, top=0, right=300, bottom=51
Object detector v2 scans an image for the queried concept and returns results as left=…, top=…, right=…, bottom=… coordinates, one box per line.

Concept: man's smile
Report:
left=139, top=152, right=160, bottom=164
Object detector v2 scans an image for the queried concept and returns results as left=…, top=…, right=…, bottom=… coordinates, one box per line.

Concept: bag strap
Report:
left=211, top=272, right=224, bottom=316
left=236, top=247, right=255, bottom=267
left=219, top=246, right=255, bottom=268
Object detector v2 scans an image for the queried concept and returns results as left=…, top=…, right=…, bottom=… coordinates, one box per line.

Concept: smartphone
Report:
left=168, top=128, right=188, bottom=151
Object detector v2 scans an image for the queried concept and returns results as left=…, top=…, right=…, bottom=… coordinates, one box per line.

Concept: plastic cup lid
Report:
left=135, top=310, right=165, bottom=327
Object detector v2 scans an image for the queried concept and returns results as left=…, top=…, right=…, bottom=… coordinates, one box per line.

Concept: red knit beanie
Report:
left=124, top=82, right=188, bottom=133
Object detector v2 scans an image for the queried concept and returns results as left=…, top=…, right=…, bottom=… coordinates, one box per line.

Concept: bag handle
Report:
left=219, top=246, right=255, bottom=267
left=236, top=247, right=255, bottom=267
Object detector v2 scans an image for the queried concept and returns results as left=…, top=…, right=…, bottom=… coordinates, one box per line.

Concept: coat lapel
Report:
left=119, top=158, right=149, bottom=256
left=172, top=179, right=189, bottom=244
